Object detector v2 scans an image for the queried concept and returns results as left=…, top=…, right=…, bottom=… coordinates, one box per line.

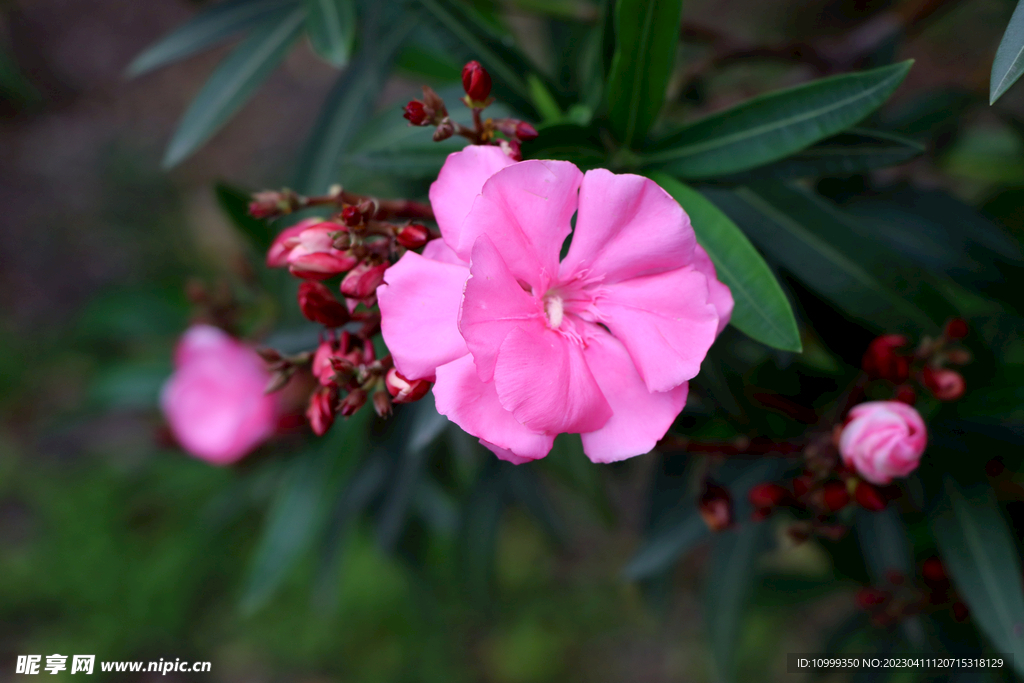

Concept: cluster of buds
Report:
left=403, top=61, right=538, bottom=160
left=855, top=557, right=969, bottom=628
left=250, top=185, right=437, bottom=432
left=862, top=318, right=970, bottom=403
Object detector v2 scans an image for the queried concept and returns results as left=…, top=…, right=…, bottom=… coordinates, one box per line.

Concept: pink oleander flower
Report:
left=839, top=401, right=927, bottom=485
left=161, top=324, right=279, bottom=465
left=377, top=146, right=733, bottom=464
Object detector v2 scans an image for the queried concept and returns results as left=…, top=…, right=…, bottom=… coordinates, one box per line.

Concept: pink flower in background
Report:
left=161, top=325, right=278, bottom=465
left=378, top=146, right=733, bottom=464
left=839, top=401, right=927, bottom=484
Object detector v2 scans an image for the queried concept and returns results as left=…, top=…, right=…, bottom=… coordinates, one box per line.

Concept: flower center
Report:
left=543, top=294, right=564, bottom=329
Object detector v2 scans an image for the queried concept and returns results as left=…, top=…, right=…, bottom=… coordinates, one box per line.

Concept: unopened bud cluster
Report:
left=403, top=61, right=539, bottom=161
left=861, top=318, right=971, bottom=403
left=855, top=557, right=969, bottom=628
left=251, top=184, right=438, bottom=433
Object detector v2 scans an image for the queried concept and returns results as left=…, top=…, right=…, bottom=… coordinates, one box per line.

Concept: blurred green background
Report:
left=1, top=0, right=1022, bottom=681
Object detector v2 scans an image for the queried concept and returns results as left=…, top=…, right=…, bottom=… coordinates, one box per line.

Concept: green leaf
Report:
left=623, top=459, right=788, bottom=580
left=650, top=173, right=801, bottom=352
left=162, top=6, right=305, bottom=168
left=294, top=18, right=412, bottom=193
left=703, top=184, right=936, bottom=332
left=720, top=128, right=924, bottom=181
left=932, top=477, right=1024, bottom=675
left=642, top=61, right=913, bottom=178
left=991, top=0, right=1024, bottom=104
left=242, top=408, right=370, bottom=613
left=417, top=0, right=553, bottom=116
left=604, top=0, right=683, bottom=148
left=127, top=0, right=298, bottom=77
left=705, top=522, right=769, bottom=683
left=303, top=0, right=356, bottom=68
left=214, top=183, right=273, bottom=252
left=458, top=459, right=509, bottom=599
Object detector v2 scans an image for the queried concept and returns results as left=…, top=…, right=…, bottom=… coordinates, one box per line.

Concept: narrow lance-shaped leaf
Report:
left=719, top=128, right=924, bottom=181
left=642, top=61, right=913, bottom=178
left=128, top=0, right=298, bottom=77
left=706, top=522, right=769, bottom=683
left=303, top=0, right=356, bottom=68
left=604, top=0, right=684, bottom=148
left=932, top=477, right=1024, bottom=676
left=703, top=184, right=935, bottom=332
left=650, top=173, right=802, bottom=352
left=163, top=6, right=305, bottom=168
left=294, top=18, right=412, bottom=194
left=991, top=0, right=1024, bottom=104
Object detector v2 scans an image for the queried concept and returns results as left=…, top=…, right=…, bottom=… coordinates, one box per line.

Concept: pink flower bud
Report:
left=312, top=340, right=339, bottom=386
left=161, top=325, right=279, bottom=464
left=339, top=389, right=367, bottom=416
left=498, top=138, right=522, bottom=161
left=249, top=190, right=290, bottom=219
left=461, top=60, right=492, bottom=102
left=307, top=386, right=337, bottom=436
left=266, top=218, right=321, bottom=268
left=839, top=401, right=927, bottom=485
left=297, top=281, right=349, bottom=328
left=862, top=334, right=910, bottom=383
left=922, top=366, right=965, bottom=401
left=699, top=481, right=733, bottom=532
left=403, top=100, right=429, bottom=126
left=373, top=390, right=392, bottom=417
left=396, top=223, right=430, bottom=249
left=515, top=121, right=538, bottom=141
left=385, top=368, right=431, bottom=404
left=340, top=261, right=388, bottom=299
left=284, top=221, right=358, bottom=278
left=944, top=317, right=969, bottom=339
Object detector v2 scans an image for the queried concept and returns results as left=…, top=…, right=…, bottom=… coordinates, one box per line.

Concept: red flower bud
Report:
left=289, top=250, right=359, bottom=279
left=952, top=601, right=970, bottom=622
left=792, top=474, right=812, bottom=498
left=699, top=481, right=733, bottom=532
left=403, top=100, right=429, bottom=126
left=307, top=386, right=337, bottom=436
left=396, top=223, right=430, bottom=249
left=945, top=317, right=969, bottom=340
left=372, top=390, right=392, bottom=418
left=515, top=121, right=538, bottom=141
left=854, top=480, right=886, bottom=511
left=748, top=483, right=790, bottom=509
left=311, top=340, right=339, bottom=387
left=297, top=281, right=350, bottom=328
left=461, top=60, right=492, bottom=102
left=341, top=205, right=362, bottom=228
left=921, top=557, right=948, bottom=586
left=855, top=587, right=889, bottom=609
left=339, top=389, right=367, bottom=416
left=822, top=480, right=850, bottom=512
left=862, top=334, right=910, bottom=383
left=894, top=385, right=917, bottom=405
left=385, top=367, right=431, bottom=404
left=340, top=261, right=389, bottom=300
left=922, top=366, right=965, bottom=401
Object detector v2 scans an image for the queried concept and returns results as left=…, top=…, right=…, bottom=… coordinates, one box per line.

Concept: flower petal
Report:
left=692, top=243, right=734, bottom=334
left=429, top=145, right=516, bottom=253
left=596, top=267, right=719, bottom=392
left=433, top=354, right=553, bottom=461
left=493, top=324, right=612, bottom=434
left=456, top=160, right=583, bottom=287
left=580, top=330, right=689, bottom=463
left=422, top=237, right=468, bottom=266
left=378, top=251, right=470, bottom=381
left=560, top=170, right=697, bottom=284
left=459, top=236, right=542, bottom=382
